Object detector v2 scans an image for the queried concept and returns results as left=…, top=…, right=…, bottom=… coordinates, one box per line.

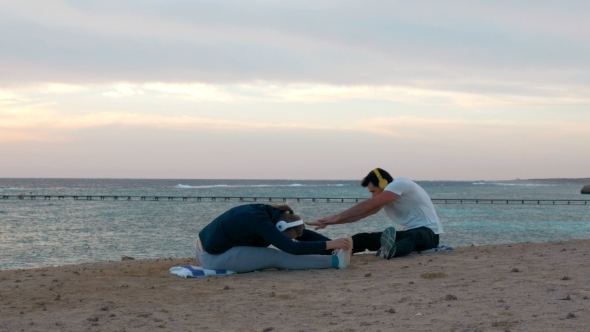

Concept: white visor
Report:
left=276, top=220, right=304, bottom=232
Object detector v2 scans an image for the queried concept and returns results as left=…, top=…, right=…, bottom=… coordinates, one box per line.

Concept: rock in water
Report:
left=581, top=185, right=590, bottom=194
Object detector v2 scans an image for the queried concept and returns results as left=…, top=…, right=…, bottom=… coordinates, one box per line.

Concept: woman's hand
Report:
left=326, top=238, right=351, bottom=251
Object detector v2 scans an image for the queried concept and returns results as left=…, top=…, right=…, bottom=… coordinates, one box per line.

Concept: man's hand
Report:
left=306, top=215, right=339, bottom=230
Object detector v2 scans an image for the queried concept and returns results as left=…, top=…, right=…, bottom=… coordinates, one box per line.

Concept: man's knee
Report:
left=414, top=228, right=437, bottom=251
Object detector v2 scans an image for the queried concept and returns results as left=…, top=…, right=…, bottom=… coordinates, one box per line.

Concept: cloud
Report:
left=2, top=79, right=590, bottom=146
left=142, top=83, right=234, bottom=102
left=0, top=129, right=47, bottom=143
left=40, top=83, right=89, bottom=94
left=5, top=80, right=590, bottom=109
left=355, top=116, right=590, bottom=142
left=0, top=99, right=335, bottom=143
left=2, top=1, right=590, bottom=179
left=2, top=96, right=588, bottom=146
left=102, top=84, right=145, bottom=98
left=2, top=1, right=589, bottom=87
left=0, top=90, right=26, bottom=106
left=97, top=81, right=590, bottom=108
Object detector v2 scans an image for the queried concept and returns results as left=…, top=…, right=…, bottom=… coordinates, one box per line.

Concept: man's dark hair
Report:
left=361, top=168, right=394, bottom=188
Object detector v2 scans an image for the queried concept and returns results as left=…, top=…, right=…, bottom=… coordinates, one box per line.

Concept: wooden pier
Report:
left=1, top=195, right=589, bottom=205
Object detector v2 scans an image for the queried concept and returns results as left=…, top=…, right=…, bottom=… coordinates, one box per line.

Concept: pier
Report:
left=1, top=195, right=589, bottom=205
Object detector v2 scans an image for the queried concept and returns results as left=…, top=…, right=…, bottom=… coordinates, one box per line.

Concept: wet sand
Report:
left=1, top=240, right=589, bottom=332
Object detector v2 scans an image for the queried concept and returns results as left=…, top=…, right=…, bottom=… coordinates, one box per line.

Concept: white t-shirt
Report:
left=382, top=177, right=443, bottom=234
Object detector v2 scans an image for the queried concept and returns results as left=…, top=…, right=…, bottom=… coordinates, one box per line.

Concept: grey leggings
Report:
left=195, top=243, right=334, bottom=273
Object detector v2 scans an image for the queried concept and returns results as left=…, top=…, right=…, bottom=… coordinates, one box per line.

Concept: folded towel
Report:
left=416, top=244, right=454, bottom=254
left=169, top=265, right=236, bottom=278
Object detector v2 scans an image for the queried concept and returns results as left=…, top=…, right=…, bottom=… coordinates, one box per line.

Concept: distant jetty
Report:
left=582, top=185, right=590, bottom=194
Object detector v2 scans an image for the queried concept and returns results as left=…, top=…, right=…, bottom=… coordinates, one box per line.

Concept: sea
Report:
left=1, top=178, right=589, bottom=271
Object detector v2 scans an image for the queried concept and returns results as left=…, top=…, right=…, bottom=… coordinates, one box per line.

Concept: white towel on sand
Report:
left=169, top=265, right=236, bottom=278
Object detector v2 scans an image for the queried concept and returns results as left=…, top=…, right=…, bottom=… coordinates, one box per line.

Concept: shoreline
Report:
left=1, top=240, right=589, bottom=331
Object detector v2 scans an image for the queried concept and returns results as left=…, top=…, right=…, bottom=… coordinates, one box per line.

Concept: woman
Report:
left=195, top=204, right=351, bottom=273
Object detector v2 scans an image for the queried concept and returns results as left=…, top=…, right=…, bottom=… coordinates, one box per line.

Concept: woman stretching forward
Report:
left=195, top=204, right=351, bottom=273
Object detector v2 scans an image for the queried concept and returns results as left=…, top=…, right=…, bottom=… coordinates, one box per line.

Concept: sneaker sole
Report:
left=347, top=233, right=353, bottom=265
left=376, top=227, right=396, bottom=259
left=335, top=249, right=350, bottom=269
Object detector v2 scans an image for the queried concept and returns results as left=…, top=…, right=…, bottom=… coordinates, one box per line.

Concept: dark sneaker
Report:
left=375, top=226, right=396, bottom=259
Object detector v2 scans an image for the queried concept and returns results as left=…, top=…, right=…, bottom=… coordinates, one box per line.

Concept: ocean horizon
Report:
left=1, top=177, right=589, bottom=270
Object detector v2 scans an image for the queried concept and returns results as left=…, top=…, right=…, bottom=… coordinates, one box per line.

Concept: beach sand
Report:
left=1, top=240, right=589, bottom=332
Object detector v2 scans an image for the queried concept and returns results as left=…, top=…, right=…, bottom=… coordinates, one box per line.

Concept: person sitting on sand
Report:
left=195, top=204, right=351, bottom=273
left=307, top=168, right=443, bottom=259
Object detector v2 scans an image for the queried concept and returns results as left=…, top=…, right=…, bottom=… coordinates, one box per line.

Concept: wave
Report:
left=175, top=184, right=231, bottom=189
left=472, top=182, right=554, bottom=187
left=174, top=183, right=345, bottom=189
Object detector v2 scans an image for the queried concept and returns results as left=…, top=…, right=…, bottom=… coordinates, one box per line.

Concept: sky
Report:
left=1, top=0, right=589, bottom=180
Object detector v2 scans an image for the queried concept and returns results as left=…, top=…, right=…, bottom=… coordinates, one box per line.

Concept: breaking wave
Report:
left=174, top=183, right=345, bottom=189
left=472, top=182, right=554, bottom=187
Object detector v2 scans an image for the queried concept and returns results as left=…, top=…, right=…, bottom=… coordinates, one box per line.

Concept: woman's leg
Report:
left=197, top=245, right=334, bottom=273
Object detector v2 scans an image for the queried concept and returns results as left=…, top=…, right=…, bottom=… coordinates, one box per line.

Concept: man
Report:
left=307, top=168, right=443, bottom=259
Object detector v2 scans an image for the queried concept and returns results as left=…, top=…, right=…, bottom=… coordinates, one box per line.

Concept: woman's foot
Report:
left=334, top=249, right=350, bottom=269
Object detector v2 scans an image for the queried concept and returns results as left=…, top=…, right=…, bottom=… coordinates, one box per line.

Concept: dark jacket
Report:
left=198, top=204, right=328, bottom=255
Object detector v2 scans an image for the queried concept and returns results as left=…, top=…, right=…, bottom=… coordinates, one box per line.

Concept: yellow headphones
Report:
left=373, top=168, right=389, bottom=190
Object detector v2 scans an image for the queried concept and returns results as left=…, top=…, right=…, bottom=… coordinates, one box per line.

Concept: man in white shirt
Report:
left=307, top=168, right=443, bottom=259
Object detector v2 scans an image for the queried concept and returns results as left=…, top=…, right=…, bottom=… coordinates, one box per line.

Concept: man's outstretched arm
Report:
left=307, top=191, right=399, bottom=230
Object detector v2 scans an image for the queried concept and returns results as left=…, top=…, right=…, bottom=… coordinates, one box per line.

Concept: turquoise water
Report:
left=1, top=178, right=589, bottom=270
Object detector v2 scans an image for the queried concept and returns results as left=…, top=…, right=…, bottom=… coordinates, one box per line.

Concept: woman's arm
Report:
left=296, top=229, right=331, bottom=242
left=296, top=229, right=332, bottom=254
left=257, top=222, right=349, bottom=255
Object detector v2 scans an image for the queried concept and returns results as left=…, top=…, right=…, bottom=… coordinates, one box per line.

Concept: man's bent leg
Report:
left=393, top=227, right=438, bottom=258
left=414, top=227, right=439, bottom=251
left=376, top=227, right=397, bottom=259
left=352, top=227, right=439, bottom=257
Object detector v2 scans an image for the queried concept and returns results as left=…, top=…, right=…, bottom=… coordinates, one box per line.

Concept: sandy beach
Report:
left=1, top=240, right=589, bottom=332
